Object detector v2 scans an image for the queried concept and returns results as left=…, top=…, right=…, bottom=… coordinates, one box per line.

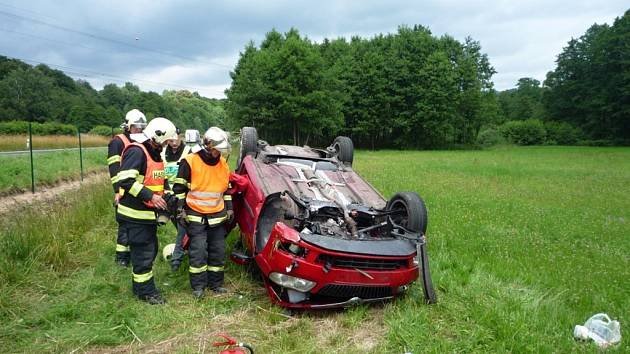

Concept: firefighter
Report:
left=161, top=133, right=192, bottom=271
left=172, top=127, right=233, bottom=298
left=116, top=117, right=177, bottom=304
left=107, top=109, right=147, bottom=267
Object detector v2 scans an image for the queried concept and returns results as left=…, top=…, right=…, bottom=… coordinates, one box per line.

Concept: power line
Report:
left=0, top=1, right=157, bottom=48
left=10, top=55, right=227, bottom=95
left=0, top=9, right=232, bottom=69
left=0, top=27, right=206, bottom=69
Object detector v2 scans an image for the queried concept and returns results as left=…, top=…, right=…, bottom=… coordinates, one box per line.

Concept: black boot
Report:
left=192, top=288, right=205, bottom=299
left=210, top=286, right=228, bottom=294
left=139, top=293, right=166, bottom=305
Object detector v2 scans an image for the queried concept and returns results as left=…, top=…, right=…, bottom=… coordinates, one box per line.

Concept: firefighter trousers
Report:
left=115, top=221, right=130, bottom=262
left=171, top=223, right=187, bottom=266
left=120, top=221, right=159, bottom=298
left=187, top=219, right=226, bottom=291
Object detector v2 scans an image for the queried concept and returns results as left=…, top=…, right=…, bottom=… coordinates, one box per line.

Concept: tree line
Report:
left=496, top=10, right=629, bottom=145
left=226, top=26, right=496, bottom=149
left=228, top=10, right=629, bottom=148
left=1, top=9, right=627, bottom=147
left=0, top=56, right=227, bottom=134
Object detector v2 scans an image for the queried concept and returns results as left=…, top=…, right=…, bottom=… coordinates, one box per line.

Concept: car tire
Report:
left=331, top=136, right=354, bottom=166
left=387, top=192, right=437, bottom=304
left=238, top=126, right=258, bottom=167
left=386, top=192, right=428, bottom=234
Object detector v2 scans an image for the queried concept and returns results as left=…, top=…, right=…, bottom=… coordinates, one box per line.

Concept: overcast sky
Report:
left=0, top=1, right=627, bottom=98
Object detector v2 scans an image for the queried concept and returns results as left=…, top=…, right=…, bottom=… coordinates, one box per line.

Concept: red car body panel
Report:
left=255, top=223, right=419, bottom=309
left=230, top=151, right=421, bottom=309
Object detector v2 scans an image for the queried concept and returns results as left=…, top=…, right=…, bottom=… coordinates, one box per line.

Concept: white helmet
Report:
left=203, top=127, right=231, bottom=156
left=143, top=117, right=178, bottom=145
left=162, top=243, right=175, bottom=261
left=123, top=109, right=147, bottom=130
left=185, top=129, right=201, bottom=145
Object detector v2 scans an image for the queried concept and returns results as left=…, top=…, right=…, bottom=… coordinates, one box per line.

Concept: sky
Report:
left=0, top=0, right=627, bottom=98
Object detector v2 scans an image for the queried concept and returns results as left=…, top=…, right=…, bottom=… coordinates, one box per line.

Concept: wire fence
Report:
left=0, top=122, right=110, bottom=194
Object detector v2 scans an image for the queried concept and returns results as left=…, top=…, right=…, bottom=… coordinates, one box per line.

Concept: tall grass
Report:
left=0, top=134, right=110, bottom=151
left=0, top=146, right=628, bottom=352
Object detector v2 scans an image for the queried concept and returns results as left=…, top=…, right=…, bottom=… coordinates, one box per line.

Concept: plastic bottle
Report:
left=574, top=313, right=622, bottom=347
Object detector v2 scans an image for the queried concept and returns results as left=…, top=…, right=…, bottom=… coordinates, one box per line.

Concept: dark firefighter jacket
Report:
left=116, top=141, right=168, bottom=224
left=107, top=133, right=133, bottom=193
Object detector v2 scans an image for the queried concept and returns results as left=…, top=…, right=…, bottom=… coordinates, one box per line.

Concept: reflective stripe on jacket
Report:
left=161, top=145, right=191, bottom=188
left=107, top=134, right=133, bottom=188
left=184, top=153, right=229, bottom=214
left=119, top=142, right=165, bottom=211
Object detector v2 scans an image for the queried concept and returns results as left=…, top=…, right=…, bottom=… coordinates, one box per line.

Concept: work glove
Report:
left=176, top=208, right=189, bottom=228
left=226, top=209, right=234, bottom=224
left=163, top=193, right=179, bottom=216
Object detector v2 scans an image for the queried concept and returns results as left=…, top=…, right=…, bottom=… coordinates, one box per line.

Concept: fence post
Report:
left=78, top=129, right=84, bottom=181
left=29, top=121, right=35, bottom=193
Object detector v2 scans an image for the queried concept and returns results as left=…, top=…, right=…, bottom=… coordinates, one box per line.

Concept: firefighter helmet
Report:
left=143, top=117, right=178, bottom=145
left=122, top=109, right=147, bottom=131
left=162, top=243, right=175, bottom=261
left=203, top=127, right=231, bottom=157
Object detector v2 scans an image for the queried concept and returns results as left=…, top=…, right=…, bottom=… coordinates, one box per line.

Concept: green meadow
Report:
left=0, top=146, right=628, bottom=352
left=0, top=148, right=106, bottom=195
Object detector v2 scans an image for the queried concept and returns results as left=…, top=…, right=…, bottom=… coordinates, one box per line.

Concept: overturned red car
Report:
left=227, top=127, right=436, bottom=309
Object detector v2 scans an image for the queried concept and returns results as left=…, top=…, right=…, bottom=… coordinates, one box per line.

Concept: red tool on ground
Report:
left=213, top=333, right=254, bottom=354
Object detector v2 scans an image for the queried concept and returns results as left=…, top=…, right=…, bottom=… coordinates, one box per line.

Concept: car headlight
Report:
left=269, top=272, right=316, bottom=292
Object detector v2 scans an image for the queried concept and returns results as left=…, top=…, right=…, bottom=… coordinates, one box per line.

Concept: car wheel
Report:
left=331, top=136, right=354, bottom=166
left=386, top=192, right=428, bottom=234
left=387, top=192, right=436, bottom=304
left=238, top=126, right=258, bottom=167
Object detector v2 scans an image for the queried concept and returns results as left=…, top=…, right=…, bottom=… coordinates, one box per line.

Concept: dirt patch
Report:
left=0, top=172, right=107, bottom=215
left=311, top=308, right=386, bottom=352
left=86, top=308, right=257, bottom=354
left=86, top=305, right=386, bottom=353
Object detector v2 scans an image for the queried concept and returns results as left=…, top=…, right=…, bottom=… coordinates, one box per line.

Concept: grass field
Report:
left=0, top=146, right=628, bottom=352
left=0, top=148, right=107, bottom=195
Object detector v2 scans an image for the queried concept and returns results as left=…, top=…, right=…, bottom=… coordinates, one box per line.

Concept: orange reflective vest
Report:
left=185, top=153, right=229, bottom=214
left=116, top=133, right=132, bottom=148
left=123, top=142, right=165, bottom=208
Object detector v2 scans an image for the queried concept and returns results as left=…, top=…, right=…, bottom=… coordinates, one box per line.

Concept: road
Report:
left=0, top=146, right=107, bottom=156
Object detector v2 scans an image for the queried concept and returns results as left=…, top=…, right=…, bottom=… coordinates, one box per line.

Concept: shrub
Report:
left=0, top=121, right=28, bottom=134
left=477, top=128, right=505, bottom=147
left=500, top=119, right=546, bottom=145
left=89, top=125, right=118, bottom=136
left=0, top=120, right=77, bottom=135
left=576, top=139, right=616, bottom=147
left=544, top=121, right=582, bottom=145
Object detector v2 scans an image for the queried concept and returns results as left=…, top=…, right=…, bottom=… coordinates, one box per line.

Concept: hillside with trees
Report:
left=0, top=9, right=628, bottom=148
left=488, top=10, right=629, bottom=146
left=0, top=56, right=227, bottom=134
left=228, top=10, right=629, bottom=148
